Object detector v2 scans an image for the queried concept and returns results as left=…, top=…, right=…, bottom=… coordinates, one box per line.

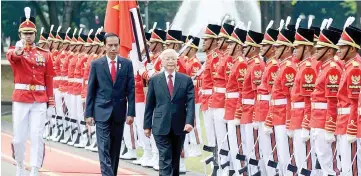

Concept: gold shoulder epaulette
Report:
left=286, top=60, right=292, bottom=67
left=272, top=59, right=277, bottom=65
left=238, top=56, right=244, bottom=62
left=255, top=57, right=260, bottom=64
left=352, top=61, right=359, bottom=67
left=330, top=61, right=337, bottom=68
left=305, top=61, right=311, bottom=67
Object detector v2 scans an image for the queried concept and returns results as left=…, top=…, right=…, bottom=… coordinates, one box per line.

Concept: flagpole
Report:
left=135, top=5, right=151, bottom=63
left=130, top=11, right=142, bottom=62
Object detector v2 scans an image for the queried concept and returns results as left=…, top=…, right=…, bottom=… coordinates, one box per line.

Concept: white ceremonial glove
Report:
left=148, top=69, right=155, bottom=77
left=46, top=106, right=55, bottom=118
left=253, top=122, right=260, bottom=130
left=193, top=80, right=197, bottom=86
left=146, top=63, right=154, bottom=71
left=263, top=125, right=273, bottom=134
left=138, top=67, right=146, bottom=75
left=231, top=119, right=241, bottom=126
left=325, top=131, right=336, bottom=143
left=287, top=129, right=294, bottom=138
left=347, top=134, right=357, bottom=144
left=15, top=39, right=24, bottom=55
left=301, top=128, right=310, bottom=142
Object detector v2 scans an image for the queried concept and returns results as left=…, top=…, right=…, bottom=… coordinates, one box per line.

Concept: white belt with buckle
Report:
left=15, top=83, right=46, bottom=91
left=53, top=76, right=61, bottom=81
left=242, top=98, right=255, bottom=105
left=68, top=78, right=74, bottom=82
left=201, top=89, right=213, bottom=95
left=257, top=94, right=271, bottom=101
left=226, top=92, right=239, bottom=98
left=61, top=76, right=68, bottom=81
left=271, top=99, right=287, bottom=106
left=312, top=102, right=328, bottom=110
left=214, top=87, right=226, bottom=93
left=292, top=102, right=305, bottom=109
left=85, top=80, right=89, bottom=85
left=73, top=78, right=83, bottom=83
left=338, top=107, right=351, bottom=115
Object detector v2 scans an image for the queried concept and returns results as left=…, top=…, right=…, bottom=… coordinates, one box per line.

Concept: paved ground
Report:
left=1, top=103, right=203, bottom=176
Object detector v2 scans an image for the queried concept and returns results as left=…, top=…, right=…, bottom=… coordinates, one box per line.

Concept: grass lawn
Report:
left=2, top=65, right=14, bottom=102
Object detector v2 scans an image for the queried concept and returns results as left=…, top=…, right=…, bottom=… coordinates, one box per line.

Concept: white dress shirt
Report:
left=106, top=55, right=118, bottom=72
left=164, top=71, right=175, bottom=87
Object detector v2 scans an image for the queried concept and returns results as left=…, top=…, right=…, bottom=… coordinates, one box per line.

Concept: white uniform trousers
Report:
left=54, top=89, right=64, bottom=128
left=293, top=129, right=318, bottom=176
left=62, top=92, right=71, bottom=129
left=135, top=102, right=151, bottom=150
left=241, top=123, right=260, bottom=175
left=274, top=125, right=293, bottom=176
left=70, top=94, right=78, bottom=130
left=212, top=108, right=230, bottom=167
left=75, top=95, right=86, bottom=134
left=228, top=121, right=247, bottom=175
left=310, top=128, right=337, bottom=176
left=258, top=122, right=277, bottom=176
left=203, top=109, right=216, bottom=147
left=123, top=122, right=137, bottom=150
left=12, top=102, right=47, bottom=168
left=337, top=135, right=361, bottom=175
left=184, top=103, right=202, bottom=157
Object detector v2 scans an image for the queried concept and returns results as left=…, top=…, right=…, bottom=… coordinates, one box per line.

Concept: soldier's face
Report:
left=337, top=45, right=353, bottom=60
left=226, top=42, right=237, bottom=55
left=202, top=38, right=212, bottom=51
left=274, top=45, right=285, bottom=59
left=261, top=44, right=274, bottom=58
left=315, top=47, right=328, bottom=61
left=20, top=32, right=36, bottom=44
left=149, top=41, right=159, bottom=51
left=62, top=43, right=69, bottom=50
left=52, top=41, right=60, bottom=49
left=293, top=45, right=304, bottom=60
left=165, top=43, right=174, bottom=50
left=105, top=36, right=120, bottom=58
left=217, top=38, right=228, bottom=50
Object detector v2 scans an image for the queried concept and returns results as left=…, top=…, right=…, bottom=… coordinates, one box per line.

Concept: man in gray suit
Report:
left=144, top=49, right=195, bottom=176
left=84, top=33, right=135, bottom=176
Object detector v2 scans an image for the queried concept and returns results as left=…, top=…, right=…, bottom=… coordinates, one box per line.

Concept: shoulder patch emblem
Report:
left=352, top=75, right=360, bottom=85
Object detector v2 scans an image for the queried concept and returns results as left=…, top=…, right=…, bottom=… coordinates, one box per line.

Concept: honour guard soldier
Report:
left=72, top=30, right=94, bottom=148
left=132, top=31, right=153, bottom=166
left=142, top=29, right=166, bottom=80
left=240, top=26, right=265, bottom=175
left=7, top=7, right=55, bottom=176
left=209, top=22, right=235, bottom=175
left=59, top=29, right=78, bottom=144
left=49, top=29, right=67, bottom=141
left=255, top=20, right=280, bottom=176
left=224, top=26, right=248, bottom=175
left=309, top=26, right=342, bottom=175
left=200, top=24, right=221, bottom=172
left=183, top=35, right=203, bottom=158
left=335, top=19, right=361, bottom=175
left=289, top=19, right=318, bottom=174
left=83, top=31, right=106, bottom=152
left=264, top=24, right=296, bottom=176
left=38, top=27, right=49, bottom=50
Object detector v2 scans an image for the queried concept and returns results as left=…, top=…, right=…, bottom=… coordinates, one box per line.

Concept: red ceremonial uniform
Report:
left=289, top=58, right=317, bottom=130
left=265, top=57, right=296, bottom=128
left=310, top=58, right=342, bottom=132
left=73, top=53, right=87, bottom=95
left=240, top=56, right=265, bottom=124
left=142, top=52, right=160, bottom=80
left=135, top=71, right=145, bottom=103
left=67, top=52, right=79, bottom=95
left=209, top=54, right=233, bottom=108
left=185, top=56, right=202, bottom=104
left=59, top=52, right=74, bottom=93
left=58, top=50, right=70, bottom=93
left=81, top=53, right=98, bottom=99
left=6, top=45, right=55, bottom=103
left=233, top=58, right=248, bottom=120
left=176, top=55, right=187, bottom=74
left=335, top=55, right=361, bottom=136
left=208, top=49, right=225, bottom=108
left=225, top=56, right=243, bottom=120
left=52, top=50, right=61, bottom=88
left=254, top=58, right=279, bottom=122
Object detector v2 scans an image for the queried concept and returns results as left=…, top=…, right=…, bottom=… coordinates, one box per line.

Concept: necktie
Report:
left=168, top=74, right=174, bottom=96
left=111, top=61, right=116, bottom=83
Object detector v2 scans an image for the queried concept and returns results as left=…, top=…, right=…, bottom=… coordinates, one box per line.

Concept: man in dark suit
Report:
left=144, top=49, right=195, bottom=176
left=84, top=33, right=135, bottom=176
